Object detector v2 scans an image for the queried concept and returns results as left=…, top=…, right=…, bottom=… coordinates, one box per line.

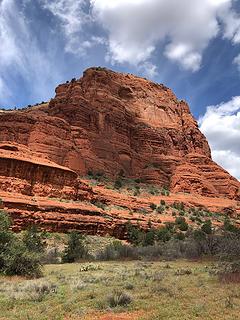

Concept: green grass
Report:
left=0, top=260, right=239, bottom=319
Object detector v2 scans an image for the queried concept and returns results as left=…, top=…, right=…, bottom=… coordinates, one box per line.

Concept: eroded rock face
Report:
left=0, top=143, right=93, bottom=201
left=0, top=67, right=239, bottom=201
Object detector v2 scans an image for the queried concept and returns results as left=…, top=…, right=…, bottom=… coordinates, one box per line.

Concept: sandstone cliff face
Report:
left=0, top=67, right=239, bottom=200
left=0, top=143, right=93, bottom=201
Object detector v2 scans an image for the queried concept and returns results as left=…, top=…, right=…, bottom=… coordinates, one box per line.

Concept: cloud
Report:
left=233, top=53, right=240, bottom=70
left=0, top=0, right=62, bottom=106
left=40, top=0, right=91, bottom=54
left=0, top=76, right=11, bottom=104
left=39, top=0, right=240, bottom=73
left=40, top=0, right=106, bottom=55
left=220, top=3, right=240, bottom=44
left=91, top=0, right=236, bottom=71
left=199, top=96, right=240, bottom=180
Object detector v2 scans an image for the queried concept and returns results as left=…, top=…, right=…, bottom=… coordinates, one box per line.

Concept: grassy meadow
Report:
left=0, top=259, right=239, bottom=320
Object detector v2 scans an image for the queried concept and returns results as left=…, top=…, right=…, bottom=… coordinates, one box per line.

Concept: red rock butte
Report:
left=0, top=67, right=239, bottom=236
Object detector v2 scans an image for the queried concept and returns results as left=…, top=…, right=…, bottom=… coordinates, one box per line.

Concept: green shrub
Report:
left=175, top=216, right=186, bottom=224
left=22, top=225, right=45, bottom=253
left=91, top=200, right=106, bottom=210
left=178, top=221, right=189, bottom=231
left=201, top=220, right=212, bottom=234
left=133, top=185, right=141, bottom=196
left=175, top=217, right=188, bottom=231
left=0, top=211, right=15, bottom=270
left=150, top=203, right=157, bottom=210
left=114, top=178, right=123, bottom=189
left=0, top=211, right=42, bottom=278
left=62, top=232, right=88, bottom=263
left=223, top=218, right=239, bottom=233
left=126, top=222, right=144, bottom=246
left=160, top=200, right=166, bottom=206
left=0, top=210, right=11, bottom=231
left=148, top=185, right=159, bottom=195
left=161, top=187, right=170, bottom=196
left=175, top=232, right=185, bottom=240
left=172, top=201, right=184, bottom=211
left=156, top=205, right=165, bottom=214
left=3, top=242, right=42, bottom=278
left=143, top=230, right=156, bottom=246
left=179, top=210, right=185, bottom=216
left=156, top=227, right=171, bottom=242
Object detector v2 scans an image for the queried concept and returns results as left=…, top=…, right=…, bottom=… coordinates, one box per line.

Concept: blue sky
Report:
left=1, top=0, right=240, bottom=179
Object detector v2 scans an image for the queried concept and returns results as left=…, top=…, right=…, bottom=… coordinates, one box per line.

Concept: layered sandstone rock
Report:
left=0, top=67, right=239, bottom=201
left=1, top=65, right=240, bottom=235
left=0, top=143, right=93, bottom=201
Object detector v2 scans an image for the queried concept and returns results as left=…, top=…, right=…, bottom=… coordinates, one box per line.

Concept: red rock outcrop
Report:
left=0, top=143, right=93, bottom=201
left=0, top=67, right=239, bottom=235
left=0, top=67, right=239, bottom=200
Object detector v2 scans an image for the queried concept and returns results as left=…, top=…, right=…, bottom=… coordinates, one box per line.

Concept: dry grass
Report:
left=0, top=260, right=239, bottom=319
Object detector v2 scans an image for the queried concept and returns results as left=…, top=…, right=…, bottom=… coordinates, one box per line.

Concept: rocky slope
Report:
left=0, top=67, right=239, bottom=235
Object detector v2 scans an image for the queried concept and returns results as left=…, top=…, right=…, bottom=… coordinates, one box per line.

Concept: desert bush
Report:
left=126, top=222, right=145, bottom=246
left=161, top=187, right=170, bottom=196
left=179, top=210, right=185, bottom=216
left=96, top=242, right=138, bottom=260
left=201, top=220, right=212, bottom=234
left=2, top=279, right=57, bottom=301
left=0, top=211, right=15, bottom=269
left=41, top=247, right=61, bottom=264
left=156, top=227, right=171, bottom=242
left=152, top=271, right=165, bottom=282
left=107, top=290, right=133, bottom=307
left=79, top=264, right=101, bottom=272
left=21, top=280, right=57, bottom=300
left=22, top=225, right=45, bottom=253
left=133, top=185, right=141, bottom=196
left=71, top=280, right=87, bottom=291
left=156, top=205, right=165, bottom=213
left=175, top=217, right=189, bottom=231
left=124, top=283, right=134, bottom=290
left=215, top=233, right=240, bottom=261
left=3, top=242, right=42, bottom=278
left=139, top=208, right=148, bottom=215
left=96, top=243, right=117, bottom=260
left=178, top=221, right=189, bottom=231
left=175, top=232, right=185, bottom=241
left=148, top=185, right=160, bottom=195
left=161, top=239, right=183, bottom=260
left=223, top=218, right=239, bottom=233
left=172, top=201, right=184, bottom=211
left=137, top=245, right=163, bottom=259
left=62, top=232, right=88, bottom=263
left=0, top=211, right=42, bottom=278
left=175, top=268, right=192, bottom=276
left=216, top=260, right=240, bottom=283
left=114, top=177, right=123, bottom=189
left=143, top=229, right=156, bottom=246
left=91, top=200, right=106, bottom=210
left=150, top=203, right=157, bottom=210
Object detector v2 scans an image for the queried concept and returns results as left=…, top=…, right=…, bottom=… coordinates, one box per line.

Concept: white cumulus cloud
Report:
left=91, top=0, right=237, bottom=71
left=199, top=96, right=240, bottom=180
left=39, top=0, right=240, bottom=73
